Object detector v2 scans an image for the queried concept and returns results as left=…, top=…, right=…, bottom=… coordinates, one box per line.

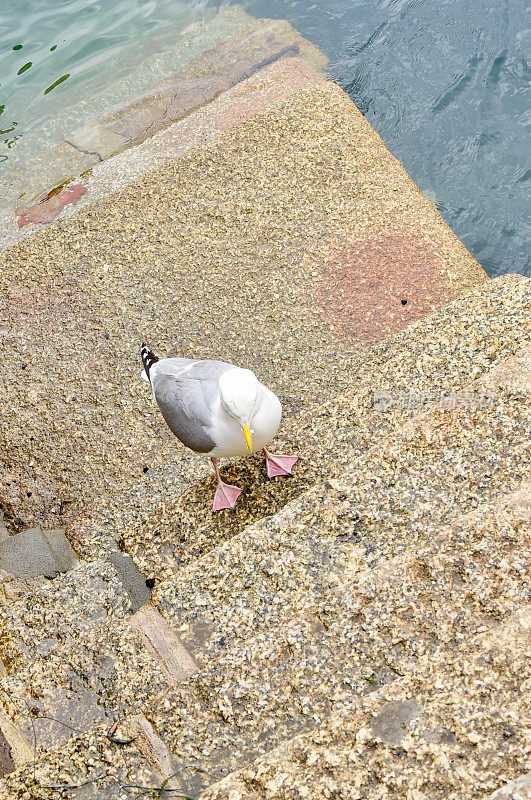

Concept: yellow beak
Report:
left=243, top=424, right=253, bottom=453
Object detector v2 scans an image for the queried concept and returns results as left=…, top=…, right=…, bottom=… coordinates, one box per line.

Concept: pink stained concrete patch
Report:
left=315, top=233, right=454, bottom=348
left=16, top=183, right=86, bottom=227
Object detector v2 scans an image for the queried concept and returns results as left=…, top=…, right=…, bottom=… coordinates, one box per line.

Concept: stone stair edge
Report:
left=145, top=496, right=526, bottom=792
left=326, top=272, right=528, bottom=378
left=91, top=16, right=324, bottom=148
left=1, top=498, right=527, bottom=797
left=1, top=273, right=528, bottom=641
left=2, top=456, right=530, bottom=756
left=3, top=445, right=526, bottom=702
left=296, top=271, right=529, bottom=422
left=195, top=606, right=531, bottom=800
left=100, top=17, right=326, bottom=115
left=112, top=271, right=530, bottom=582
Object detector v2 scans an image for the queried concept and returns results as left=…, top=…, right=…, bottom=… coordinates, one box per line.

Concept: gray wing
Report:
left=150, top=359, right=233, bottom=453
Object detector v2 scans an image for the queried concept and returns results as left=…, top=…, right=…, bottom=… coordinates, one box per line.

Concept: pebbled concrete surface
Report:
left=119, top=274, right=530, bottom=581
left=198, top=608, right=531, bottom=800
left=0, top=74, right=487, bottom=553
left=1, top=17, right=526, bottom=799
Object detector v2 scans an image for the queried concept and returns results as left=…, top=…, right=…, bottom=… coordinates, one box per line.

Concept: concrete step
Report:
left=0, top=4, right=255, bottom=211
left=149, top=343, right=530, bottom=663
left=119, top=273, right=531, bottom=582
left=1, top=481, right=527, bottom=796
left=6, top=14, right=325, bottom=221
left=98, top=17, right=325, bottom=144
left=0, top=74, right=488, bottom=557
left=198, top=606, right=530, bottom=800
left=4, top=351, right=525, bottom=763
left=0, top=55, right=326, bottom=250
left=0, top=555, right=149, bottom=672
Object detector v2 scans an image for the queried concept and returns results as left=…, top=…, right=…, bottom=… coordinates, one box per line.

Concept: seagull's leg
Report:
left=211, top=457, right=242, bottom=511
left=262, top=448, right=298, bottom=478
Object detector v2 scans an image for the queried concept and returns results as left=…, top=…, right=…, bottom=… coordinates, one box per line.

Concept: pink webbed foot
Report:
left=263, top=448, right=298, bottom=478
left=211, top=457, right=242, bottom=511
left=212, top=480, right=242, bottom=512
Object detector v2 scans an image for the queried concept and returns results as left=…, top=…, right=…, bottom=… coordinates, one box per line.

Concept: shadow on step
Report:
left=118, top=449, right=321, bottom=582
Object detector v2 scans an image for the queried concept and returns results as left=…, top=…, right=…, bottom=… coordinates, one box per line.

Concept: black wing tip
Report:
left=140, top=342, right=159, bottom=375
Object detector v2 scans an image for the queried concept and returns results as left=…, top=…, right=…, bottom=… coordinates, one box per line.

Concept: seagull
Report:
left=140, top=344, right=298, bottom=511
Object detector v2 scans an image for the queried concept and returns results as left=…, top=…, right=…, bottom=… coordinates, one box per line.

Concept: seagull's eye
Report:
left=251, top=429, right=255, bottom=435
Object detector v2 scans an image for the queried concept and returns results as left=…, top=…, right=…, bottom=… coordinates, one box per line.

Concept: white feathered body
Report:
left=144, top=355, right=282, bottom=459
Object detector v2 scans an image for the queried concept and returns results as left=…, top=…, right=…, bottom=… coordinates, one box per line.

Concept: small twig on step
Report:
left=118, top=779, right=195, bottom=798
left=28, top=710, right=86, bottom=734
left=39, top=773, right=106, bottom=790
left=107, top=720, right=137, bottom=745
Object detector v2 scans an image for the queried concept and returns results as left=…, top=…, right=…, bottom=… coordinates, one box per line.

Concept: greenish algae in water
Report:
left=44, top=74, right=70, bottom=95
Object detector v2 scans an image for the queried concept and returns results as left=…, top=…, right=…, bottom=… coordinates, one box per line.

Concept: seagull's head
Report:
left=219, top=368, right=261, bottom=453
